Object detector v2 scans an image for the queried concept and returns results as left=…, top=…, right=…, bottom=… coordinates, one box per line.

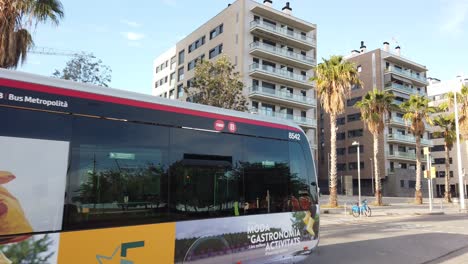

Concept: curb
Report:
left=413, top=211, right=445, bottom=216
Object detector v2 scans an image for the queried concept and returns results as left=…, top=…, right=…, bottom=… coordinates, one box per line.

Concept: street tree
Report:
left=400, top=95, right=435, bottom=204
left=52, top=53, right=112, bottom=87
left=312, top=55, right=362, bottom=207
left=432, top=113, right=456, bottom=203
left=356, top=88, right=395, bottom=206
left=444, top=85, right=468, bottom=157
left=185, top=55, right=247, bottom=111
left=0, top=0, right=64, bottom=68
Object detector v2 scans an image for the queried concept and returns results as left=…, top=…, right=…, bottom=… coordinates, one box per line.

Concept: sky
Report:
left=17, top=0, right=468, bottom=95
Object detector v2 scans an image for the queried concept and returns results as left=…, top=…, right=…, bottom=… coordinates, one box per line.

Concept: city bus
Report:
left=0, top=69, right=319, bottom=264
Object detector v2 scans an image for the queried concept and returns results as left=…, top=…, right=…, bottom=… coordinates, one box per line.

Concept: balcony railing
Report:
left=249, top=86, right=316, bottom=106
left=388, top=151, right=417, bottom=160
left=387, top=133, right=432, bottom=146
left=385, top=66, right=428, bottom=84
left=249, top=63, right=310, bottom=83
left=251, top=108, right=317, bottom=127
left=385, top=83, right=426, bottom=96
left=387, top=116, right=407, bottom=126
left=250, top=20, right=315, bottom=44
left=249, top=42, right=315, bottom=65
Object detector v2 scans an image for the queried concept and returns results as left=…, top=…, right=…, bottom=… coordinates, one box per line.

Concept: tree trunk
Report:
left=415, top=136, right=423, bottom=204
left=328, top=114, right=338, bottom=207
left=373, top=133, right=382, bottom=205
left=444, top=143, right=451, bottom=203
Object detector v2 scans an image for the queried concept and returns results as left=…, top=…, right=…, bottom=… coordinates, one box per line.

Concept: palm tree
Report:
left=355, top=88, right=395, bottom=206
left=400, top=95, right=435, bottom=204
left=312, top=55, right=362, bottom=207
left=444, top=85, right=468, bottom=154
left=0, top=0, right=64, bottom=68
left=432, top=113, right=456, bottom=203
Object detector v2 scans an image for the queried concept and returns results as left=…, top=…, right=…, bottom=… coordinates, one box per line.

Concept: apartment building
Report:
left=318, top=41, right=432, bottom=197
left=152, top=0, right=318, bottom=152
left=427, top=76, right=468, bottom=198
left=152, top=46, right=177, bottom=98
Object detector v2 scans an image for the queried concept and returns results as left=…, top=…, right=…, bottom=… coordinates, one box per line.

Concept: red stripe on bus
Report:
left=0, top=78, right=301, bottom=132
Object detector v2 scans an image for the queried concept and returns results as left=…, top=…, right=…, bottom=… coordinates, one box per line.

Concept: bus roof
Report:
left=0, top=69, right=303, bottom=132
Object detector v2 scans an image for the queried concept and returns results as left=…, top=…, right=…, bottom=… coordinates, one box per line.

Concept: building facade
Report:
left=427, top=76, right=468, bottom=198
left=152, top=0, right=318, bottom=153
left=318, top=41, right=432, bottom=197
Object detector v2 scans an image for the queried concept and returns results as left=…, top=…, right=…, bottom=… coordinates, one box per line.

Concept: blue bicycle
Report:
left=352, top=199, right=371, bottom=217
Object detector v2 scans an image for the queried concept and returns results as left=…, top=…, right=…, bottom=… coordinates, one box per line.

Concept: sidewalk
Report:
left=319, top=195, right=468, bottom=216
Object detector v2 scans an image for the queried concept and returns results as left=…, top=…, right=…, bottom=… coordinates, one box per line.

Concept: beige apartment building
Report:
left=152, top=0, right=318, bottom=153
left=428, top=76, right=468, bottom=198
left=318, top=41, right=432, bottom=197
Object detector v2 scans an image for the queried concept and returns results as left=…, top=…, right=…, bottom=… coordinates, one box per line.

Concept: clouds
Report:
left=439, top=0, right=468, bottom=35
left=120, top=19, right=145, bottom=47
left=121, top=19, right=142, bottom=28
left=121, top=32, right=145, bottom=41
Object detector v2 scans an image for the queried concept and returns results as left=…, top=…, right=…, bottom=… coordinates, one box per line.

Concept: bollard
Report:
left=344, top=202, right=347, bottom=215
left=440, top=199, right=443, bottom=210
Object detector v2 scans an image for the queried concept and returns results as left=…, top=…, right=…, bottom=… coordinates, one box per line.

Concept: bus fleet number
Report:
left=288, top=132, right=300, bottom=141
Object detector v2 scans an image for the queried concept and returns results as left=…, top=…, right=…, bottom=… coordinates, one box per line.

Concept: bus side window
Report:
left=289, top=142, right=318, bottom=206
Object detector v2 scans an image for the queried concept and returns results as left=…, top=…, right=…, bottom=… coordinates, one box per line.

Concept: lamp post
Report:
left=454, top=90, right=466, bottom=211
left=352, top=141, right=361, bottom=211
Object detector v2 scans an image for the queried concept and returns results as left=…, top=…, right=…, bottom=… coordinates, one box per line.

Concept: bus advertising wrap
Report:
left=0, top=136, right=68, bottom=263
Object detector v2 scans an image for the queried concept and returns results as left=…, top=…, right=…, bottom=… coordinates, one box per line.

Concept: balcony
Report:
left=248, top=86, right=316, bottom=109
left=387, top=152, right=432, bottom=163
left=249, top=20, right=315, bottom=50
left=249, top=42, right=315, bottom=69
left=387, top=133, right=433, bottom=146
left=249, top=63, right=313, bottom=89
left=384, top=83, right=426, bottom=96
left=251, top=108, right=317, bottom=128
left=386, top=116, right=408, bottom=127
left=384, top=66, right=428, bottom=86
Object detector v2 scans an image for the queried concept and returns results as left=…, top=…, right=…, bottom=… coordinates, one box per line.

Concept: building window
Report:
left=348, top=162, right=364, bottom=170
left=348, top=129, right=363, bottom=138
left=357, top=65, right=362, bottom=72
left=409, top=180, right=416, bottom=188
left=177, top=84, right=184, bottom=98
left=347, top=113, right=361, bottom=122
left=348, top=145, right=364, bottom=154
left=434, top=158, right=452, bottom=164
left=178, top=50, right=185, bottom=64
left=188, top=36, right=206, bottom=53
left=337, top=132, right=346, bottom=140
left=177, top=67, right=184, bottom=82
left=337, top=163, right=346, bottom=171
left=170, top=56, right=176, bottom=70
left=347, top=96, right=362, bottom=107
left=209, top=24, right=224, bottom=39
left=430, top=145, right=445, bottom=152
left=337, top=148, right=346, bottom=156
left=209, top=44, right=223, bottom=59
left=336, top=117, right=346, bottom=125
left=187, top=54, right=205, bottom=71
left=400, top=180, right=405, bottom=188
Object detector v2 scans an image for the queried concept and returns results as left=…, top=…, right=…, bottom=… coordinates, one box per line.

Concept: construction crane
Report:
left=29, top=47, right=93, bottom=58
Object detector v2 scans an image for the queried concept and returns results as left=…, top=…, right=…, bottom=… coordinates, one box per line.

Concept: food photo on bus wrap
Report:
left=0, top=136, right=68, bottom=263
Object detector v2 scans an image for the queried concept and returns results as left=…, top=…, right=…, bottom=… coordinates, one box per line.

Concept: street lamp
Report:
left=352, top=141, right=361, bottom=211
left=454, top=89, right=466, bottom=211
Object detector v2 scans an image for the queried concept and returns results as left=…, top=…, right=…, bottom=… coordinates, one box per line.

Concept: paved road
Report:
left=311, top=200, right=468, bottom=264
